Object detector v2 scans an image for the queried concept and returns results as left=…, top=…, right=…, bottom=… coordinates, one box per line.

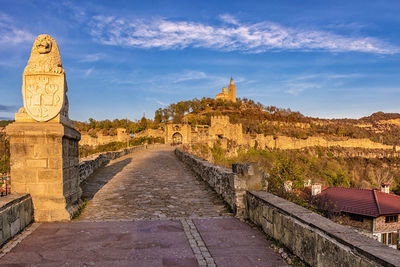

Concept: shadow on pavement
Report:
left=80, top=157, right=132, bottom=200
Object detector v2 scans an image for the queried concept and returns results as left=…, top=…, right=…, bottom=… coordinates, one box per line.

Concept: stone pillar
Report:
left=6, top=34, right=81, bottom=222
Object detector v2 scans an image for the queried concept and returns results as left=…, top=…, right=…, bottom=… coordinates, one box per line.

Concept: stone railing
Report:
left=246, top=191, right=400, bottom=267
left=175, top=149, right=400, bottom=267
left=175, top=148, right=267, bottom=217
left=79, top=144, right=161, bottom=184
left=0, top=194, right=33, bottom=247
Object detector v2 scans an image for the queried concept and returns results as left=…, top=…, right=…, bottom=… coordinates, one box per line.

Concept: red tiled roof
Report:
left=319, top=187, right=400, bottom=218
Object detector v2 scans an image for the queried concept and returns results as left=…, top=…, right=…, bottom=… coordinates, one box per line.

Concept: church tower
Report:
left=228, top=77, right=236, bottom=102
left=216, top=77, right=237, bottom=102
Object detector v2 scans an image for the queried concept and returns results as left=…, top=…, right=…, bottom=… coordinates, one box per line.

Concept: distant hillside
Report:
left=156, top=98, right=400, bottom=146
left=71, top=98, right=400, bottom=146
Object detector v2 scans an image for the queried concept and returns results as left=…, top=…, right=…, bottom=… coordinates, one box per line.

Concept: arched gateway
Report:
left=164, top=124, right=191, bottom=144
left=172, top=132, right=183, bottom=144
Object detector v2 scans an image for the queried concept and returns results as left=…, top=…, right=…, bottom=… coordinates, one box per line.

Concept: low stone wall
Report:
left=175, top=148, right=267, bottom=217
left=79, top=144, right=159, bottom=184
left=246, top=191, right=400, bottom=267
left=0, top=194, right=33, bottom=247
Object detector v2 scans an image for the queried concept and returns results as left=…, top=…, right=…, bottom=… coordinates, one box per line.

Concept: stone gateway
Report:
left=6, top=35, right=81, bottom=222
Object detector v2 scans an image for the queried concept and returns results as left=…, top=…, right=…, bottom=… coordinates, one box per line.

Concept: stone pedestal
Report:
left=6, top=122, right=81, bottom=221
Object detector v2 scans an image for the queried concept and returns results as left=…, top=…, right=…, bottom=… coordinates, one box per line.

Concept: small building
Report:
left=317, top=185, right=400, bottom=249
left=216, top=77, right=236, bottom=103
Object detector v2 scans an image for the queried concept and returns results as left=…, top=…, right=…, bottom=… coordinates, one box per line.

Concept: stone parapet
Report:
left=0, top=194, right=33, bottom=247
left=246, top=191, right=400, bottom=267
left=175, top=148, right=267, bottom=217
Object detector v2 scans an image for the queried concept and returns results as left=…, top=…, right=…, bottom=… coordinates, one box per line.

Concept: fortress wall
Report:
left=80, top=134, right=119, bottom=146
left=0, top=194, right=33, bottom=247
left=209, top=116, right=244, bottom=145
left=79, top=128, right=130, bottom=146
left=246, top=191, right=400, bottom=267
left=253, top=134, right=394, bottom=151
left=134, top=129, right=164, bottom=138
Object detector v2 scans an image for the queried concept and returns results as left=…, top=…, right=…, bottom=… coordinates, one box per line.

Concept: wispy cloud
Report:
left=0, top=13, right=34, bottom=45
left=88, top=14, right=398, bottom=54
left=284, top=82, right=320, bottom=96
left=169, top=70, right=207, bottom=83
left=282, top=72, right=364, bottom=95
left=219, top=14, right=239, bottom=25
left=79, top=53, right=106, bottom=62
left=85, top=67, right=94, bottom=77
left=145, top=97, right=168, bottom=106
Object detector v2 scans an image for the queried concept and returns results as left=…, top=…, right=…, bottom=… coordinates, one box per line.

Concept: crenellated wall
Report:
left=209, top=116, right=243, bottom=145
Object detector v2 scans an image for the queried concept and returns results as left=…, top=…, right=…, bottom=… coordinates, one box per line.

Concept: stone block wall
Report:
left=374, top=215, right=400, bottom=232
left=164, top=124, right=191, bottom=144
left=79, top=128, right=130, bottom=146
left=209, top=116, right=243, bottom=145
left=175, top=148, right=266, bottom=217
left=6, top=122, right=81, bottom=222
left=341, top=213, right=373, bottom=232
left=0, top=194, right=33, bottom=247
left=251, top=134, right=394, bottom=151
left=246, top=191, right=400, bottom=267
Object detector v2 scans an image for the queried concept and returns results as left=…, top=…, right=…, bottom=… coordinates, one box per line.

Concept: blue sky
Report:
left=1, top=0, right=400, bottom=121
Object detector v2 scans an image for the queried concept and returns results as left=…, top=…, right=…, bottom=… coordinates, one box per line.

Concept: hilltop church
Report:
left=216, top=77, right=236, bottom=102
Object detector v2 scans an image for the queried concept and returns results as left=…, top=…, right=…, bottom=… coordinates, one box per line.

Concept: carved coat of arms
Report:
left=21, top=34, right=67, bottom=122
left=23, top=74, right=64, bottom=121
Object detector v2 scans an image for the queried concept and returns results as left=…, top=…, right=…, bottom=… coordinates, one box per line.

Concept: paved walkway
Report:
left=0, top=146, right=287, bottom=266
left=78, top=146, right=231, bottom=221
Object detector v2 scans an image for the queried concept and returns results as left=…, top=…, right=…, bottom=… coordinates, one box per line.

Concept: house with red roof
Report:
left=316, top=183, right=400, bottom=249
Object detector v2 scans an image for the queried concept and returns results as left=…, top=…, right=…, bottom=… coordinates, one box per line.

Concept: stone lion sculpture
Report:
left=24, top=34, right=64, bottom=74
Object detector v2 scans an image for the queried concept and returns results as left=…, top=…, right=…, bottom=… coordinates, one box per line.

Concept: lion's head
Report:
left=35, top=35, right=53, bottom=54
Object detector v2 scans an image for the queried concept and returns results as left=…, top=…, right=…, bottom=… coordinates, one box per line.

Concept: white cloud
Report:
left=284, top=82, right=320, bottom=96
left=219, top=14, right=239, bottom=25
left=88, top=14, right=398, bottom=54
left=85, top=67, right=94, bottom=77
left=79, top=53, right=106, bottom=62
left=169, top=70, right=207, bottom=83
left=0, top=13, right=34, bottom=45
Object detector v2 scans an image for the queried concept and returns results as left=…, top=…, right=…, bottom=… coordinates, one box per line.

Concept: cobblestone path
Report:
left=78, top=146, right=231, bottom=221
left=1, top=146, right=288, bottom=266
